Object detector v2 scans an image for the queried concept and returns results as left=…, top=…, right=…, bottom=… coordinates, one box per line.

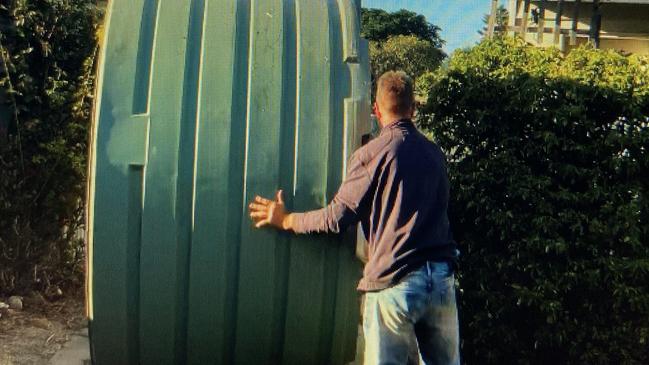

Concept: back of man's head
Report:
left=376, top=71, right=415, bottom=118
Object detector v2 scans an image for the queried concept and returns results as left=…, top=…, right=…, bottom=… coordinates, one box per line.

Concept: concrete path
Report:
left=48, top=329, right=90, bottom=365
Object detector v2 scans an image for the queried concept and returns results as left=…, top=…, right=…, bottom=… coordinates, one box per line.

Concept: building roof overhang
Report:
left=531, top=0, right=649, bottom=4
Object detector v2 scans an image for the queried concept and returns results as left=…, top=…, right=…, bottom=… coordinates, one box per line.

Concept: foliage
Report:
left=369, top=35, right=444, bottom=89
left=414, top=70, right=438, bottom=102
left=361, top=8, right=446, bottom=102
left=421, top=37, right=649, bottom=364
left=0, top=0, right=101, bottom=294
left=361, top=8, right=444, bottom=48
left=478, top=4, right=509, bottom=37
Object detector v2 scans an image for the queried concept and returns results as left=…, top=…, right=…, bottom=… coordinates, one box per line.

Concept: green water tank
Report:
left=86, top=0, right=371, bottom=364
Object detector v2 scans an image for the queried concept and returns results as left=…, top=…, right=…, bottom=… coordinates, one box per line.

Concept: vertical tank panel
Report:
left=88, top=0, right=370, bottom=364
left=231, top=0, right=291, bottom=363
left=88, top=0, right=148, bottom=363
left=281, top=0, right=333, bottom=363
left=185, top=0, right=243, bottom=364
left=137, top=0, right=193, bottom=363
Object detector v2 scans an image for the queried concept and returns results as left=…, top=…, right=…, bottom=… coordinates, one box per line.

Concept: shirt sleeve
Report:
left=292, top=150, right=374, bottom=234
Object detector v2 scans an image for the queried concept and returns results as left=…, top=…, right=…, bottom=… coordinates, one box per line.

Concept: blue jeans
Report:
left=362, top=261, right=460, bottom=365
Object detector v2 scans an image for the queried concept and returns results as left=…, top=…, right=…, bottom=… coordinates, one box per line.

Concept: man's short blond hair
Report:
left=376, top=71, right=415, bottom=116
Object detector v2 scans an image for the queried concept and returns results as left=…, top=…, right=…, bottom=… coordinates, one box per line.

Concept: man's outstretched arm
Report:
left=248, top=152, right=373, bottom=234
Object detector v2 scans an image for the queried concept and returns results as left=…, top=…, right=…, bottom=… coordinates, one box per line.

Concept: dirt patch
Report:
left=0, top=294, right=86, bottom=365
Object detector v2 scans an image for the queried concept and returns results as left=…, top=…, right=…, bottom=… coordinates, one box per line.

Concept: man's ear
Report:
left=374, top=101, right=382, bottom=122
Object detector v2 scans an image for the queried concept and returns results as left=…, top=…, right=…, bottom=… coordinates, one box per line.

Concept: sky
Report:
left=362, top=0, right=505, bottom=54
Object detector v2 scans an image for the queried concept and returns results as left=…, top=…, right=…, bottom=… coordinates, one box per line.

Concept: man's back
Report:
left=354, top=119, right=457, bottom=291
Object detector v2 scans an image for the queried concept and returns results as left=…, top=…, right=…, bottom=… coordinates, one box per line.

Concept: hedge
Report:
left=0, top=0, right=100, bottom=295
left=421, top=37, right=649, bottom=364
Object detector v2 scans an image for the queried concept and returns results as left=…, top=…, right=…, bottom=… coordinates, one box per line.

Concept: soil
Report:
left=0, top=293, right=86, bottom=365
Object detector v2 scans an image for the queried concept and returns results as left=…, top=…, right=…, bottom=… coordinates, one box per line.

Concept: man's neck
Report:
left=379, top=116, right=412, bottom=129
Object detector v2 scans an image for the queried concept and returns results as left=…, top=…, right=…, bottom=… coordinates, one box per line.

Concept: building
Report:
left=500, top=0, right=649, bottom=54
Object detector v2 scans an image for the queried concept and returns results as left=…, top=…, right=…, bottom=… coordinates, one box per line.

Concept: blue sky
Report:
left=362, top=0, right=505, bottom=54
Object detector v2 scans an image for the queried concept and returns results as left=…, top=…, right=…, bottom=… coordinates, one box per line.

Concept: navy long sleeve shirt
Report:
left=293, top=119, right=458, bottom=291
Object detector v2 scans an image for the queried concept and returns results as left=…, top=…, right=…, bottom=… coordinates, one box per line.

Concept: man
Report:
left=248, top=71, right=460, bottom=364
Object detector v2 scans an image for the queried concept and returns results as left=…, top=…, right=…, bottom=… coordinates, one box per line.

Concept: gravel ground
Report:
left=0, top=293, right=85, bottom=365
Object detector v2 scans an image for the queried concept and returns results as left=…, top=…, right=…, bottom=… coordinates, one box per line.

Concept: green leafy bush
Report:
left=369, top=35, right=444, bottom=85
left=361, top=8, right=445, bottom=101
left=0, top=0, right=100, bottom=294
left=361, top=8, right=444, bottom=48
left=421, top=37, right=649, bottom=364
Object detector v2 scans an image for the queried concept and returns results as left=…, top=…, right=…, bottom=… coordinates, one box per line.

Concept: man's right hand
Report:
left=248, top=190, right=294, bottom=230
